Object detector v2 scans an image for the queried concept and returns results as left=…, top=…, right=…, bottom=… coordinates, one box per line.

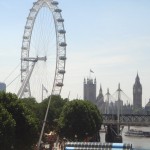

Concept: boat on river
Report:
left=143, top=131, right=150, bottom=137
left=125, top=129, right=150, bottom=137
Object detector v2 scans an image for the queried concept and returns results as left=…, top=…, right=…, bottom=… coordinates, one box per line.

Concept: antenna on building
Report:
left=76, top=94, right=78, bottom=99
left=68, top=91, right=70, bottom=100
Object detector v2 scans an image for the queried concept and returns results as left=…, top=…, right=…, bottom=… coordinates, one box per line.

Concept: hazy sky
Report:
left=0, top=0, right=150, bottom=106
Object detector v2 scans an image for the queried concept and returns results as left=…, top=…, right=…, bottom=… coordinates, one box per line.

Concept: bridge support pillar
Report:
left=128, top=125, right=130, bottom=131
left=105, top=124, right=122, bottom=143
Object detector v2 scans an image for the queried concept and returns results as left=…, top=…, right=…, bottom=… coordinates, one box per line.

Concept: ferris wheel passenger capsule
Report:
left=30, top=8, right=37, bottom=12
left=22, top=46, right=28, bottom=50
left=25, top=26, right=31, bottom=30
left=27, top=17, right=34, bottom=20
left=24, top=88, right=28, bottom=92
left=59, top=42, right=67, bottom=47
left=58, top=30, right=66, bottom=34
left=23, top=36, right=29, bottom=40
left=33, top=2, right=39, bottom=5
left=58, top=70, right=66, bottom=74
left=21, top=68, right=27, bottom=72
left=59, top=56, right=66, bottom=60
left=51, top=1, right=59, bottom=5
left=54, top=9, right=62, bottom=13
left=57, top=18, right=64, bottom=22
left=56, top=83, right=64, bottom=87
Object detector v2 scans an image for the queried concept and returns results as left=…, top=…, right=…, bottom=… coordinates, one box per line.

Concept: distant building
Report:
left=104, top=88, right=112, bottom=114
left=96, top=85, right=105, bottom=113
left=0, top=82, right=6, bottom=92
left=115, top=99, right=123, bottom=114
left=133, top=73, right=142, bottom=111
left=83, top=73, right=144, bottom=115
left=122, top=104, right=133, bottom=114
left=145, top=99, right=150, bottom=115
left=97, top=85, right=104, bottom=103
left=83, top=77, right=96, bottom=104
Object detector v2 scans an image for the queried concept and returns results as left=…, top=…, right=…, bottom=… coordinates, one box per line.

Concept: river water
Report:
left=100, top=126, right=150, bottom=149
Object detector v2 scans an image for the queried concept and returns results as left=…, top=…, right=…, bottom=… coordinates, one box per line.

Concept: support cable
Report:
left=3, top=63, right=20, bottom=82
left=6, top=74, right=21, bottom=88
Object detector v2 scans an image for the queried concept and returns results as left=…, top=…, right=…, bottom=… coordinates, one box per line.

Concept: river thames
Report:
left=100, top=126, right=150, bottom=149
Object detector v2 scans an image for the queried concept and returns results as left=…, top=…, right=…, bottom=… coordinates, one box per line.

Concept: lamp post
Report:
left=11, top=145, right=14, bottom=149
left=74, top=135, right=78, bottom=142
left=85, top=132, right=88, bottom=142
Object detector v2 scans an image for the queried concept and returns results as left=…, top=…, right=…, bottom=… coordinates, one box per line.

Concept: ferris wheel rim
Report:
left=20, top=0, right=66, bottom=99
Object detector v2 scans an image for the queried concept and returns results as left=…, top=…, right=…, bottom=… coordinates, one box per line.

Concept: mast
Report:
left=117, top=83, right=121, bottom=135
left=106, top=88, right=110, bottom=114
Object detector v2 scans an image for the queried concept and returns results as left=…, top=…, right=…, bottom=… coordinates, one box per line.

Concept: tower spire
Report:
left=136, top=72, right=140, bottom=82
left=133, top=73, right=142, bottom=110
left=117, top=83, right=122, bottom=92
left=107, top=88, right=110, bottom=95
left=99, top=84, right=102, bottom=93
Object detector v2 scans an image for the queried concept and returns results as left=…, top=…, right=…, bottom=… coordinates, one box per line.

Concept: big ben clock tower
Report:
left=133, top=73, right=142, bottom=110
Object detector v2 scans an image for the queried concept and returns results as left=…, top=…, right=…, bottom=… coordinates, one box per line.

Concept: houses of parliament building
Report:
left=83, top=74, right=150, bottom=114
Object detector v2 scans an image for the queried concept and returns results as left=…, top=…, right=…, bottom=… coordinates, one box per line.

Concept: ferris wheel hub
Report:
left=22, top=56, right=47, bottom=62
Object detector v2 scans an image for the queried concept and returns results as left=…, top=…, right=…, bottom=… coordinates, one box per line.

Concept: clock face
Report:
left=138, top=88, right=141, bottom=92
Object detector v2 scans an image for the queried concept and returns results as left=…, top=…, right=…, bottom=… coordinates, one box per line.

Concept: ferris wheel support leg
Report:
left=37, top=96, right=52, bottom=150
left=17, top=62, right=36, bottom=98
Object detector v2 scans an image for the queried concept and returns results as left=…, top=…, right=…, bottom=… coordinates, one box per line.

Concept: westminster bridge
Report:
left=102, top=114, right=150, bottom=126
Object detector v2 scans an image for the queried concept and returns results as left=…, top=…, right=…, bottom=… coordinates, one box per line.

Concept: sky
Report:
left=0, top=0, right=150, bottom=106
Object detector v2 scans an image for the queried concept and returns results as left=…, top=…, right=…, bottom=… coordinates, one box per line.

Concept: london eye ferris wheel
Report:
left=17, top=0, right=67, bottom=101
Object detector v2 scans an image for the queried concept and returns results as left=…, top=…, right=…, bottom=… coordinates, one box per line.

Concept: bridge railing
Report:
left=102, top=114, right=150, bottom=126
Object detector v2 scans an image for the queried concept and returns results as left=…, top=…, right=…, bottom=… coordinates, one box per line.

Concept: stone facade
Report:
left=0, top=82, right=6, bottom=92
left=133, top=74, right=142, bottom=111
left=83, top=78, right=96, bottom=104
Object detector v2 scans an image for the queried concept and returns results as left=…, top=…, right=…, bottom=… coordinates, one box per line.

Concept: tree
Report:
left=21, top=97, right=38, bottom=115
left=0, top=103, right=15, bottom=150
left=38, top=95, right=68, bottom=132
left=22, top=95, right=68, bottom=138
left=0, top=92, right=39, bottom=150
left=58, top=99, right=103, bottom=141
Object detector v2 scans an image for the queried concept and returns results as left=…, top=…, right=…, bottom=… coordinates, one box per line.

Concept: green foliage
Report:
left=21, top=97, right=38, bottom=114
left=21, top=95, right=68, bottom=137
left=38, top=95, right=68, bottom=132
left=0, top=103, right=16, bottom=150
left=0, top=92, right=39, bottom=150
left=58, top=99, right=103, bottom=141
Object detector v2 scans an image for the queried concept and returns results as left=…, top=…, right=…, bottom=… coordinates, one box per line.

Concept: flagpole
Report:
left=68, top=91, right=70, bottom=100
left=89, top=69, right=94, bottom=79
left=76, top=94, right=78, bottom=99
left=89, top=70, right=91, bottom=79
left=42, top=84, right=43, bottom=101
